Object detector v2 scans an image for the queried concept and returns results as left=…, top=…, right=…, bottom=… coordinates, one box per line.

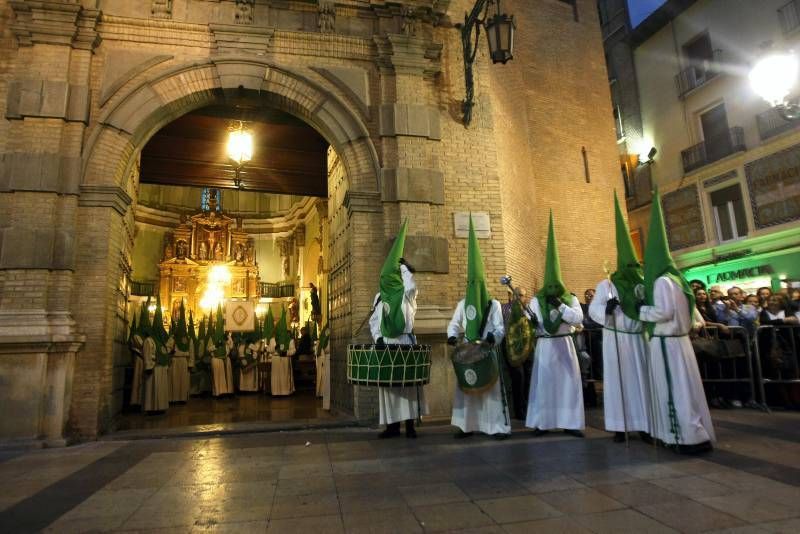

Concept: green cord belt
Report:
left=653, top=334, right=687, bottom=445
left=536, top=333, right=573, bottom=339
left=602, top=326, right=643, bottom=335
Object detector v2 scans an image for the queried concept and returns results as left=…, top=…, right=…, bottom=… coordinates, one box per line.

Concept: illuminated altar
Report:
left=157, top=191, right=259, bottom=321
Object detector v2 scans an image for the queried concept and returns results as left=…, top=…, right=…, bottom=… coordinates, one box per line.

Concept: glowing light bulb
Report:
left=227, top=128, right=253, bottom=166
left=750, top=53, right=799, bottom=107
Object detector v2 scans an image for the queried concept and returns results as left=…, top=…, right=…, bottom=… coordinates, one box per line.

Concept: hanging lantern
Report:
left=485, top=1, right=515, bottom=65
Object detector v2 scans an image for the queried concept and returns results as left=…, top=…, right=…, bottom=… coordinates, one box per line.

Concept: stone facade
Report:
left=0, top=0, right=622, bottom=444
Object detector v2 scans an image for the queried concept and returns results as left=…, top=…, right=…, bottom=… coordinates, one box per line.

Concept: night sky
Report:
left=628, top=0, right=667, bottom=27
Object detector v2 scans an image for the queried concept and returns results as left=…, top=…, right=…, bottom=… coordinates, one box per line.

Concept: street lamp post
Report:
left=749, top=52, right=800, bottom=121
left=458, top=0, right=515, bottom=126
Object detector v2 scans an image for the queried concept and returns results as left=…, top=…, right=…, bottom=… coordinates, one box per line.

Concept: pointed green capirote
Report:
left=536, top=211, right=571, bottom=335
left=214, top=304, right=225, bottom=343
left=610, top=191, right=645, bottom=321
left=139, top=296, right=151, bottom=338
left=188, top=310, right=196, bottom=342
left=465, top=215, right=491, bottom=342
left=643, top=186, right=695, bottom=333
left=152, top=303, right=168, bottom=343
left=275, top=306, right=291, bottom=352
left=176, top=300, right=189, bottom=351
left=379, top=219, right=408, bottom=339
left=128, top=314, right=137, bottom=343
left=262, top=306, right=275, bottom=341
left=316, top=321, right=330, bottom=356
left=198, top=315, right=206, bottom=341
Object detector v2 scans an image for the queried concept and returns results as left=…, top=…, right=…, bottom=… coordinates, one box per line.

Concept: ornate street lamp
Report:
left=458, top=0, right=516, bottom=126
left=226, top=120, right=253, bottom=188
left=749, top=52, right=800, bottom=121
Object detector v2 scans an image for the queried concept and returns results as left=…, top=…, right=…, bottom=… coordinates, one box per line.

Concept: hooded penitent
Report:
left=176, top=300, right=189, bottom=352
left=214, top=304, right=227, bottom=357
left=188, top=310, right=196, bottom=343
left=536, top=211, right=572, bottom=335
left=379, top=219, right=408, bottom=339
left=152, top=303, right=168, bottom=344
left=139, top=297, right=152, bottom=338
left=198, top=315, right=206, bottom=342
left=316, top=321, right=330, bottom=357
left=465, top=215, right=491, bottom=342
left=128, top=314, right=138, bottom=344
left=610, top=191, right=645, bottom=321
left=643, top=186, right=695, bottom=335
left=275, top=306, right=291, bottom=352
left=262, top=306, right=275, bottom=342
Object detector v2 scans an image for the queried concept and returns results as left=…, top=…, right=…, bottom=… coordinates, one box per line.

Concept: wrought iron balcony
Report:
left=675, top=49, right=724, bottom=98
left=757, top=106, right=800, bottom=141
left=681, top=127, right=746, bottom=174
left=259, top=282, right=295, bottom=298
left=130, top=280, right=157, bottom=297
left=779, top=0, right=800, bottom=36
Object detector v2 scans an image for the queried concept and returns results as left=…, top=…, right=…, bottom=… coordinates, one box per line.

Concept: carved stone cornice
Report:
left=344, top=190, right=382, bottom=215
left=10, top=2, right=101, bottom=50
left=79, top=185, right=133, bottom=216
left=210, top=23, right=274, bottom=55
left=374, top=33, right=441, bottom=76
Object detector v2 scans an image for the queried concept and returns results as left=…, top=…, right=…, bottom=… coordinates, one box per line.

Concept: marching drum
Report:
left=451, top=341, right=500, bottom=394
left=347, top=344, right=431, bottom=387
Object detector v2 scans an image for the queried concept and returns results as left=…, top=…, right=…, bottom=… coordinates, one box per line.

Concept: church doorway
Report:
left=117, top=104, right=339, bottom=433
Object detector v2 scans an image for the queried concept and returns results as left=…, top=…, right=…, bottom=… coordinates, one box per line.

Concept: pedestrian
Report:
left=525, top=212, right=585, bottom=438
left=448, top=216, right=510, bottom=439
left=639, top=187, right=715, bottom=454
left=370, top=220, right=427, bottom=438
left=588, top=192, right=653, bottom=443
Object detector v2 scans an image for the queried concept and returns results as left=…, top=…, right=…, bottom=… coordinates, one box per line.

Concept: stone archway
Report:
left=72, top=58, right=384, bottom=438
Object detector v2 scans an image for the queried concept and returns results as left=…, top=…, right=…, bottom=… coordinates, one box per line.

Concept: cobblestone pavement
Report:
left=0, top=409, right=799, bottom=533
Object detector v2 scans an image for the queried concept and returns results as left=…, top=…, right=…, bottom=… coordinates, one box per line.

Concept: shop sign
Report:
left=705, top=264, right=774, bottom=284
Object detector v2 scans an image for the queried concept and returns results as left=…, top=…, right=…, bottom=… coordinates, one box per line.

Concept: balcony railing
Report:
left=779, top=0, right=800, bottom=36
left=681, top=127, right=746, bottom=174
left=675, top=49, right=723, bottom=98
left=757, top=107, right=799, bottom=140
left=131, top=280, right=157, bottom=297
left=626, top=164, right=653, bottom=210
left=259, top=282, right=295, bottom=298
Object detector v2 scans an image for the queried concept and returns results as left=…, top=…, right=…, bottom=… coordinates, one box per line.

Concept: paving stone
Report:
left=398, top=482, right=469, bottom=506
left=637, top=499, right=746, bottom=533
left=650, top=475, right=737, bottom=500
left=475, top=494, right=562, bottom=524
left=411, top=501, right=495, bottom=532
left=190, top=520, right=268, bottom=533
left=338, top=488, right=407, bottom=514
left=759, top=517, right=800, bottom=533
left=697, top=492, right=800, bottom=523
left=593, top=480, right=685, bottom=507
left=266, top=514, right=344, bottom=533
left=537, top=487, right=626, bottom=515
left=341, top=508, right=423, bottom=533
left=270, top=491, right=340, bottom=519
left=572, top=509, right=679, bottom=533
left=456, top=475, right=529, bottom=500
left=501, top=516, right=593, bottom=534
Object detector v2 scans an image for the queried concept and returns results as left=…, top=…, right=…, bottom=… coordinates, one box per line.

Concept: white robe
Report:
left=129, top=335, right=144, bottom=406
left=588, top=280, right=652, bottom=433
left=209, top=339, right=234, bottom=396
left=525, top=295, right=585, bottom=431
left=143, top=336, right=169, bottom=412
left=169, top=339, right=191, bottom=403
left=639, top=276, right=716, bottom=445
left=448, top=299, right=510, bottom=435
left=271, top=338, right=296, bottom=396
left=316, top=344, right=327, bottom=398
left=238, top=342, right=259, bottom=392
left=369, top=265, right=428, bottom=425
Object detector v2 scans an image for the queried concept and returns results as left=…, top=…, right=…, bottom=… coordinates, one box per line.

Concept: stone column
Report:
left=0, top=1, right=100, bottom=445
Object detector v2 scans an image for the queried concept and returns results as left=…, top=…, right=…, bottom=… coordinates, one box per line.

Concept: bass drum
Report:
left=451, top=341, right=499, bottom=394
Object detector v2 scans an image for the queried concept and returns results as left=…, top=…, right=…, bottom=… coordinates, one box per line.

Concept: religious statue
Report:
left=198, top=242, right=208, bottom=261
left=246, top=243, right=255, bottom=265
left=282, top=255, right=290, bottom=280
left=234, top=242, right=245, bottom=263
left=288, top=297, right=300, bottom=325
left=164, top=240, right=174, bottom=260
left=176, top=240, right=188, bottom=260
left=214, top=241, right=225, bottom=261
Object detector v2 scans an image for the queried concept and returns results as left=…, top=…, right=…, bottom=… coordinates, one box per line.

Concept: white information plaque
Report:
left=454, top=212, right=491, bottom=239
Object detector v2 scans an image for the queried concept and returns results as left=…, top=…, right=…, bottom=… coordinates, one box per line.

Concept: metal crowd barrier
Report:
left=692, top=325, right=767, bottom=410
left=753, top=324, right=800, bottom=409
left=573, top=326, right=604, bottom=385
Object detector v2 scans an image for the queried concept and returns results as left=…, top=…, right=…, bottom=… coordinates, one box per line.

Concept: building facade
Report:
left=617, top=0, right=800, bottom=294
left=0, top=0, right=622, bottom=445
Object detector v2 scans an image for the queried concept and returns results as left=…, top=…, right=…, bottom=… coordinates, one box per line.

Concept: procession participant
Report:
left=271, top=306, right=296, bottom=396
left=448, top=216, right=510, bottom=439
left=144, top=304, right=170, bottom=413
left=503, top=286, right=533, bottom=420
left=239, top=322, right=260, bottom=393
left=209, top=305, right=234, bottom=397
left=588, top=192, right=653, bottom=443
left=129, top=301, right=148, bottom=407
left=639, top=187, right=715, bottom=454
left=316, top=321, right=329, bottom=398
left=525, top=212, right=585, bottom=437
left=260, top=306, right=275, bottom=392
left=190, top=315, right=211, bottom=396
left=169, top=301, right=192, bottom=403
left=369, top=220, right=427, bottom=439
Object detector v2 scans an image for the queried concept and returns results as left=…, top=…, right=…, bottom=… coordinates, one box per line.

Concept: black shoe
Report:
left=564, top=429, right=585, bottom=438
left=378, top=423, right=401, bottom=439
left=454, top=430, right=474, bottom=439
left=613, top=432, right=626, bottom=443
left=639, top=431, right=654, bottom=444
left=405, top=420, right=417, bottom=439
left=676, top=441, right=713, bottom=455
left=531, top=428, right=549, bottom=437
left=491, top=433, right=510, bottom=440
